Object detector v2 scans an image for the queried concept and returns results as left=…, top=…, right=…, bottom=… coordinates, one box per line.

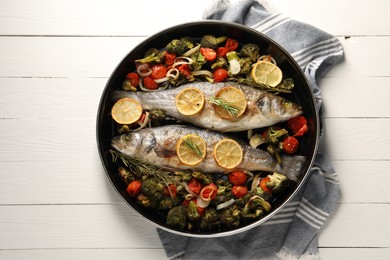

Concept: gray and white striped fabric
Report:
left=158, top=0, right=344, bottom=259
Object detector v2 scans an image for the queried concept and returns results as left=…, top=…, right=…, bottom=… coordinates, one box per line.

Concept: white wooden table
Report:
left=1, top=0, right=389, bottom=259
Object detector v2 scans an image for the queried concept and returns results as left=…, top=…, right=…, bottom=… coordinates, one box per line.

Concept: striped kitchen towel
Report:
left=158, top=0, right=344, bottom=259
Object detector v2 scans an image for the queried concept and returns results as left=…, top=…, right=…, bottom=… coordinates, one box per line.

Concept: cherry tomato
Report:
left=232, top=186, right=248, bottom=198
left=126, top=72, right=139, bottom=88
left=287, top=116, right=308, bottom=137
left=143, top=76, right=158, bottom=90
left=217, top=47, right=229, bottom=57
left=200, top=47, right=217, bottom=62
left=259, top=176, right=272, bottom=194
left=187, top=178, right=203, bottom=195
left=224, top=38, right=239, bottom=51
left=213, top=68, right=228, bottom=82
left=151, top=64, right=167, bottom=80
left=178, top=64, right=192, bottom=79
left=228, top=171, right=248, bottom=186
left=192, top=198, right=205, bottom=216
left=126, top=180, right=142, bottom=198
left=164, top=52, right=176, bottom=66
left=163, top=184, right=177, bottom=198
left=200, top=183, right=218, bottom=201
left=282, top=136, right=299, bottom=154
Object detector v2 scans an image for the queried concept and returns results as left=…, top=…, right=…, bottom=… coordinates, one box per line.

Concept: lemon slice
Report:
left=213, top=86, right=247, bottom=119
left=251, top=60, right=283, bottom=87
left=175, top=87, right=205, bottom=116
left=111, top=98, right=143, bottom=125
left=213, top=138, right=243, bottom=169
left=176, top=134, right=207, bottom=166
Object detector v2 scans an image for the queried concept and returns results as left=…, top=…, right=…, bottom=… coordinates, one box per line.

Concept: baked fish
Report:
left=113, top=81, right=302, bottom=132
left=112, top=125, right=305, bottom=181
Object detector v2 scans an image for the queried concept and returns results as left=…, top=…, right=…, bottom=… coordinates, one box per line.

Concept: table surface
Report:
left=1, top=0, right=389, bottom=259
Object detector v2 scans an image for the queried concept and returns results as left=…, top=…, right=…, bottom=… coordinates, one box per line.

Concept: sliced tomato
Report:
left=200, top=47, right=217, bottom=62
left=200, top=183, right=218, bottom=201
left=126, top=180, right=142, bottom=198
left=287, top=115, right=308, bottom=137
left=217, top=47, right=229, bottom=57
left=143, top=76, right=159, bottom=90
left=126, top=72, right=139, bottom=87
left=164, top=52, right=176, bottom=66
left=163, top=184, right=177, bottom=198
left=187, top=178, right=203, bottom=195
left=224, top=38, right=239, bottom=51
left=232, top=185, right=248, bottom=198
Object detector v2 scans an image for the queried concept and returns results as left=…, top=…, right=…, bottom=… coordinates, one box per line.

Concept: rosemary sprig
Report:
left=208, top=96, right=239, bottom=117
left=110, top=150, right=182, bottom=185
left=183, top=137, right=203, bottom=157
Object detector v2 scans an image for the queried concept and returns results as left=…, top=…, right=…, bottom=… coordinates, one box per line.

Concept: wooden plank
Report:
left=0, top=0, right=210, bottom=36
left=320, top=77, right=390, bottom=118
left=0, top=161, right=123, bottom=204
left=331, top=160, right=390, bottom=204
left=0, top=118, right=388, bottom=161
left=0, top=205, right=163, bottom=249
left=0, top=249, right=167, bottom=260
left=0, top=36, right=389, bottom=78
left=319, top=204, right=390, bottom=248
left=272, top=0, right=390, bottom=36
left=323, top=118, right=390, bottom=160
left=0, top=204, right=389, bottom=249
left=0, top=0, right=388, bottom=36
left=319, top=247, right=390, bottom=260
left=0, top=36, right=145, bottom=78
left=0, top=160, right=388, bottom=205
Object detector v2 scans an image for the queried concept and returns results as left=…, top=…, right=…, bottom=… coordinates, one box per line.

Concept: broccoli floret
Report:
left=200, top=35, right=227, bottom=49
left=159, top=196, right=181, bottom=211
left=166, top=205, right=187, bottom=230
left=190, top=50, right=206, bottom=71
left=226, top=51, right=240, bottom=62
left=137, top=193, right=158, bottom=209
left=187, top=200, right=201, bottom=222
left=240, top=43, right=260, bottom=62
left=166, top=37, right=194, bottom=55
left=168, top=72, right=189, bottom=87
left=266, top=172, right=290, bottom=194
left=211, top=56, right=228, bottom=70
left=141, top=178, right=164, bottom=201
left=218, top=207, right=241, bottom=228
left=238, top=57, right=252, bottom=74
left=135, top=48, right=165, bottom=64
left=200, top=207, right=219, bottom=230
left=265, top=127, right=289, bottom=144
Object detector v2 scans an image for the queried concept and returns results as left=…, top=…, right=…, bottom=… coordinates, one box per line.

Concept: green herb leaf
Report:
left=208, top=96, right=239, bottom=117
left=183, top=137, right=203, bottom=157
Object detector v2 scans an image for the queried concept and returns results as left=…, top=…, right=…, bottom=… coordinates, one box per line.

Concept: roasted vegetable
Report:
left=166, top=37, right=194, bottom=55
left=190, top=50, right=206, bottom=71
left=166, top=205, right=188, bottom=230
left=211, top=56, right=228, bottom=70
left=266, top=172, right=290, bottom=194
left=187, top=200, right=202, bottom=221
left=135, top=48, right=165, bottom=64
left=200, top=35, right=227, bottom=49
left=240, top=43, right=260, bottom=62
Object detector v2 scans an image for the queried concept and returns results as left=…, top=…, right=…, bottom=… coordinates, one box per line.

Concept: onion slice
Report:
left=216, top=198, right=235, bottom=210
left=191, top=70, right=214, bottom=78
left=251, top=174, right=261, bottom=191
left=197, top=196, right=211, bottom=208
left=136, top=63, right=152, bottom=77
left=182, top=44, right=201, bottom=57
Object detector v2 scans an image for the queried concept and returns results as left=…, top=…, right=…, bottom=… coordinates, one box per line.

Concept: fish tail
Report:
left=277, top=155, right=307, bottom=182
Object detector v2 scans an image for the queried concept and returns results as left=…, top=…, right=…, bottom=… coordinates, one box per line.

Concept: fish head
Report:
left=257, top=95, right=302, bottom=121
left=111, top=129, right=157, bottom=158
left=111, top=132, right=142, bottom=157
